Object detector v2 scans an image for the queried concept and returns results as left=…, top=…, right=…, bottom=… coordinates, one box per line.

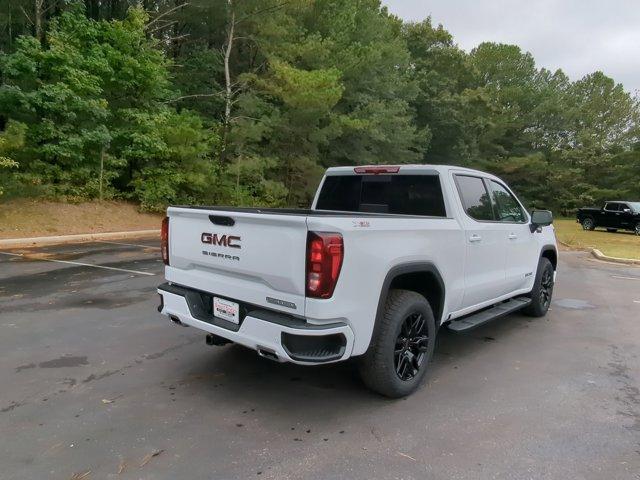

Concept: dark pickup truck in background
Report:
left=577, top=201, right=640, bottom=235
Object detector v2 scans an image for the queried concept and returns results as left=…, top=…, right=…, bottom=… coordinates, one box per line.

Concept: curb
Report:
left=0, top=230, right=159, bottom=249
left=591, top=248, right=640, bottom=266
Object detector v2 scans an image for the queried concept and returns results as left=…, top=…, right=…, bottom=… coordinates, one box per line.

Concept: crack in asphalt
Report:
left=1, top=336, right=200, bottom=415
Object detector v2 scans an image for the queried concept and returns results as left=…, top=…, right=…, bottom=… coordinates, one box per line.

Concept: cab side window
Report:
left=488, top=180, right=526, bottom=223
left=455, top=175, right=495, bottom=221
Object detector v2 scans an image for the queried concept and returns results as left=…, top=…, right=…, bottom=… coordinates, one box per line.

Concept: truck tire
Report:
left=358, top=289, right=436, bottom=398
left=523, top=257, right=554, bottom=317
left=581, top=217, right=595, bottom=230
left=635, top=223, right=640, bottom=236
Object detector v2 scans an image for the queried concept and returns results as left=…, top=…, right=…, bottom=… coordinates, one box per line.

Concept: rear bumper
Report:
left=157, top=283, right=355, bottom=365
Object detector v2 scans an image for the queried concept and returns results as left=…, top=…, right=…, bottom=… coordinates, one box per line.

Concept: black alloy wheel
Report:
left=539, top=266, right=554, bottom=310
left=523, top=257, right=555, bottom=317
left=394, top=312, right=429, bottom=381
left=358, top=289, right=436, bottom=398
left=582, top=218, right=595, bottom=230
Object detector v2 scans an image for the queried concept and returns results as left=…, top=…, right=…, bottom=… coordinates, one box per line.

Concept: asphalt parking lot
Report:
left=1, top=240, right=639, bottom=480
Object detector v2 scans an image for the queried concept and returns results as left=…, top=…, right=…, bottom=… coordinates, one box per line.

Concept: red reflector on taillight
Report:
left=353, top=166, right=400, bottom=174
left=161, top=216, right=169, bottom=265
left=306, top=232, right=343, bottom=299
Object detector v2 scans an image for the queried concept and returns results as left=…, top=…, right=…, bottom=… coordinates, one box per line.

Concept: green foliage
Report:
left=128, top=110, right=221, bottom=211
left=0, top=120, right=26, bottom=195
left=223, top=156, right=290, bottom=207
left=404, top=18, right=476, bottom=162
left=0, top=121, right=25, bottom=166
left=0, top=0, right=638, bottom=212
left=261, top=60, right=344, bottom=112
left=0, top=5, right=216, bottom=206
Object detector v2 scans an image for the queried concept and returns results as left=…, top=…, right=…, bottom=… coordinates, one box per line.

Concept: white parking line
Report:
left=634, top=300, right=640, bottom=304
left=96, top=240, right=160, bottom=249
left=0, top=251, right=155, bottom=276
left=610, top=275, right=640, bottom=281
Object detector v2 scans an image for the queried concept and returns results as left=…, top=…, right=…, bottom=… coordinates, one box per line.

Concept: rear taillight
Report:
left=161, top=216, right=169, bottom=265
left=306, top=232, right=343, bottom=299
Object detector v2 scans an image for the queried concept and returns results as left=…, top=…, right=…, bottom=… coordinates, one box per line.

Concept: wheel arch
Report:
left=364, top=262, right=445, bottom=355
left=541, top=245, right=558, bottom=270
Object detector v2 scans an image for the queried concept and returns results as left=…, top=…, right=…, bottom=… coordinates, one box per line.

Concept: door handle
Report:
left=508, top=233, right=517, bottom=240
left=469, top=234, right=482, bottom=243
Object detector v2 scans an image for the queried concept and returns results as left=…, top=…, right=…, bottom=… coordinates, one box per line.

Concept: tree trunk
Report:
left=34, top=0, right=43, bottom=42
left=235, top=160, right=241, bottom=205
left=224, top=8, right=234, bottom=126
left=99, top=146, right=105, bottom=201
left=220, top=0, right=235, bottom=163
left=8, top=4, right=12, bottom=49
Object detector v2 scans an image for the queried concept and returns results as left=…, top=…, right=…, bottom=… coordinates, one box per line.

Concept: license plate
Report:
left=213, top=297, right=240, bottom=324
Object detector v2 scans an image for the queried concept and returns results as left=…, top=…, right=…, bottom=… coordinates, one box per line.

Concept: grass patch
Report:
left=0, top=199, right=162, bottom=239
left=554, top=218, right=640, bottom=260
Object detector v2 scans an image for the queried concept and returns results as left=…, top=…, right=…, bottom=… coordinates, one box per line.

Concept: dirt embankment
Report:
left=0, top=199, right=162, bottom=239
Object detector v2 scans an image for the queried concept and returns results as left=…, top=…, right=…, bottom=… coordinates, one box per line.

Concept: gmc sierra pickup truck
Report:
left=577, top=201, right=640, bottom=235
left=157, top=165, right=557, bottom=397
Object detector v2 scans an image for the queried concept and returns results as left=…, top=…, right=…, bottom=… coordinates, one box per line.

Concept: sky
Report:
left=382, top=0, right=640, bottom=94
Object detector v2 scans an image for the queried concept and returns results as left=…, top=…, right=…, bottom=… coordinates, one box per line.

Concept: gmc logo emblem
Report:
left=201, top=232, right=241, bottom=249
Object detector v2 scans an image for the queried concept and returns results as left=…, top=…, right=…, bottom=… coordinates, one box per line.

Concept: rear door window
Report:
left=454, top=175, right=495, bottom=221
left=315, top=174, right=447, bottom=217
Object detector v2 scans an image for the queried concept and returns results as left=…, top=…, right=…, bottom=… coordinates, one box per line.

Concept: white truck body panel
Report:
left=160, top=289, right=355, bottom=365
left=158, top=164, right=557, bottom=364
left=166, top=207, right=308, bottom=314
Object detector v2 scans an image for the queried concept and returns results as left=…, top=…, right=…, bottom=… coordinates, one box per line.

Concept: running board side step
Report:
left=447, top=297, right=532, bottom=333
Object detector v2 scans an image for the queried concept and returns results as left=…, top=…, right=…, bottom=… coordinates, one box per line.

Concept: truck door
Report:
left=487, top=179, right=538, bottom=293
left=602, top=202, right=620, bottom=228
left=453, top=174, right=507, bottom=309
left=617, top=203, right=633, bottom=229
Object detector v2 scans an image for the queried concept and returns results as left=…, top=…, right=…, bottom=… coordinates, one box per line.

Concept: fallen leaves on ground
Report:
left=139, top=449, right=164, bottom=467
left=397, top=451, right=416, bottom=461
left=70, top=470, right=91, bottom=479
left=101, top=394, right=123, bottom=404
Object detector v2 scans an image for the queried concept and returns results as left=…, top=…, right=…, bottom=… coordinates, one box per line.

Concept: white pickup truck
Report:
left=157, top=165, right=557, bottom=397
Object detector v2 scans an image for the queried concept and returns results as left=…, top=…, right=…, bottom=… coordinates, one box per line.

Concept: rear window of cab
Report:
left=315, top=174, right=447, bottom=217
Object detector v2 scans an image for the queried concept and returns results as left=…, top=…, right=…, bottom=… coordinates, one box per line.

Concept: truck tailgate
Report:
left=165, top=207, right=308, bottom=315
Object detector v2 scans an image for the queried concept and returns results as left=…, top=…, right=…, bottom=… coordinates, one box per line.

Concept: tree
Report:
left=221, top=0, right=426, bottom=205
left=403, top=18, right=480, bottom=163
left=1, top=0, right=639, bottom=212
left=0, top=4, right=217, bottom=205
left=0, top=121, right=25, bottom=196
left=0, top=19, right=112, bottom=197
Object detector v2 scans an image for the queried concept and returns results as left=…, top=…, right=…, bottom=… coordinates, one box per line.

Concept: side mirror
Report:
left=623, top=208, right=631, bottom=213
left=530, top=210, right=553, bottom=233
